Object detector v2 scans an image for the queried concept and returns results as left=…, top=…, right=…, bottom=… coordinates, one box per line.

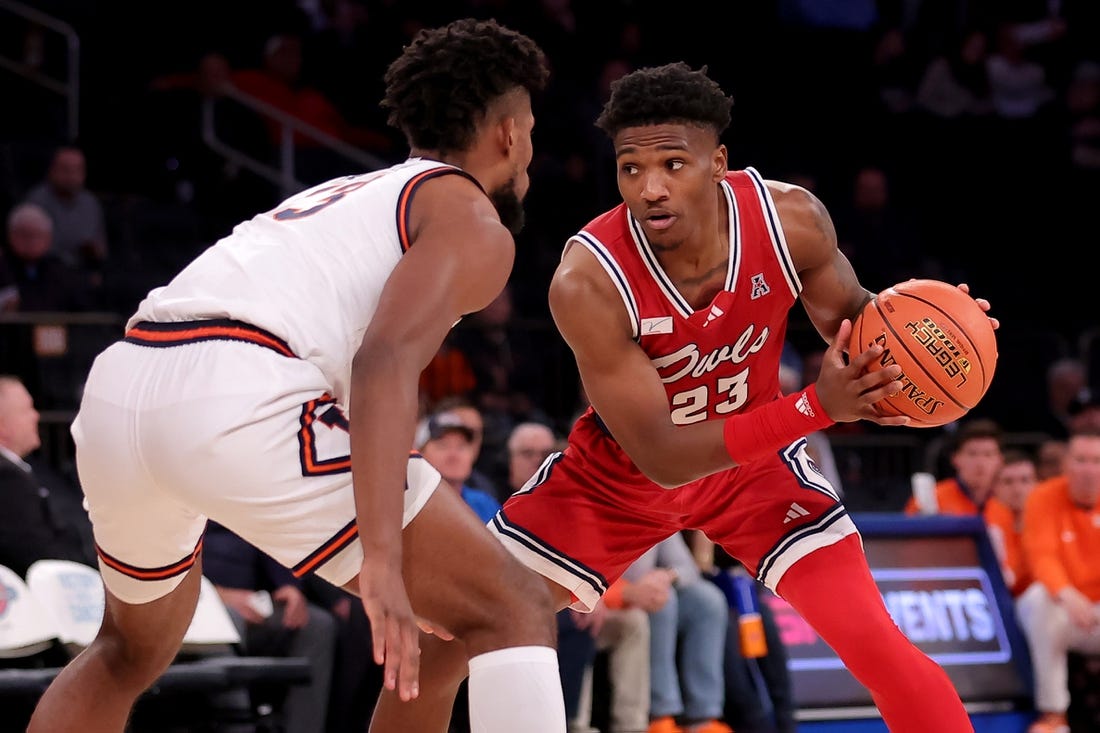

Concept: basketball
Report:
left=848, top=279, right=997, bottom=428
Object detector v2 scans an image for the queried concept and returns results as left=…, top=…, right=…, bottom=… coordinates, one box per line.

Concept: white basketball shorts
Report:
left=73, top=319, right=440, bottom=604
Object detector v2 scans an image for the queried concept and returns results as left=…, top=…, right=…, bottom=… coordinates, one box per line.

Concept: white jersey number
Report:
left=669, top=369, right=750, bottom=425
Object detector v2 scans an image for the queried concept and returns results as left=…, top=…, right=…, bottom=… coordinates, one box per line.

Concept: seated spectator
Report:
left=904, top=418, right=1004, bottom=516
left=431, top=395, right=499, bottom=500
left=573, top=582, right=651, bottom=733
left=1037, top=358, right=1088, bottom=440
left=1068, top=391, right=1100, bottom=432
left=22, top=145, right=109, bottom=281
left=202, top=521, right=337, bottom=733
left=696, top=534, right=796, bottom=733
left=620, top=533, right=732, bottom=733
left=0, top=374, right=95, bottom=577
left=504, top=420, right=560, bottom=502
left=1016, top=427, right=1100, bottom=733
left=414, top=409, right=500, bottom=521
left=1036, top=438, right=1068, bottom=481
left=3, top=203, right=92, bottom=311
left=984, top=449, right=1039, bottom=597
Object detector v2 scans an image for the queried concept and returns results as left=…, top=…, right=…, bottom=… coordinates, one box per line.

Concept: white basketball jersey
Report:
left=131, top=157, right=470, bottom=404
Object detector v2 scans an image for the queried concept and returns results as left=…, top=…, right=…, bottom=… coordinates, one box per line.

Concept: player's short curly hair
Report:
left=596, top=62, right=733, bottom=139
left=382, top=18, right=549, bottom=153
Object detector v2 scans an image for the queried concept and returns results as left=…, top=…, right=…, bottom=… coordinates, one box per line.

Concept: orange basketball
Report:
left=848, top=279, right=997, bottom=428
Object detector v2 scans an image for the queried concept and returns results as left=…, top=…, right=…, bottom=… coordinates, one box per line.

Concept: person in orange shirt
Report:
left=1015, top=426, right=1100, bottom=733
left=984, top=450, right=1039, bottom=597
left=904, top=418, right=1004, bottom=516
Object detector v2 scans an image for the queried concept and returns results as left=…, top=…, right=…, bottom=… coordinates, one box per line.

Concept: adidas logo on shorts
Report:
left=783, top=502, right=810, bottom=524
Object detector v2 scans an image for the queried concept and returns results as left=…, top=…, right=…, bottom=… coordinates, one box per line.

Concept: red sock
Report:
left=776, top=535, right=974, bottom=733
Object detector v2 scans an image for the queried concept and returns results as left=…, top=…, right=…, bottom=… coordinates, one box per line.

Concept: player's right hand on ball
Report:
left=818, top=319, right=910, bottom=426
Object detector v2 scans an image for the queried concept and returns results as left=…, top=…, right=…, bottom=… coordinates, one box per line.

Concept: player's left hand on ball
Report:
left=821, top=319, right=910, bottom=426
left=954, top=283, right=999, bottom=331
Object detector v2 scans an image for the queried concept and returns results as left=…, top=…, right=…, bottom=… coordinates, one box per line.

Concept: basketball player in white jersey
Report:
left=28, top=19, right=566, bottom=733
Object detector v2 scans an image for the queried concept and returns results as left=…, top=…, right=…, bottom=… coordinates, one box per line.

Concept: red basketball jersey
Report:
left=571, top=167, right=798, bottom=436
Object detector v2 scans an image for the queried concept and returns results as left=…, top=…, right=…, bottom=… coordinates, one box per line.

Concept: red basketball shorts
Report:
left=489, top=417, right=858, bottom=611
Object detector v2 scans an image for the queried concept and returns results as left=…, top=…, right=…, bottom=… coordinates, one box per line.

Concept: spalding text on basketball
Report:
left=872, top=333, right=947, bottom=417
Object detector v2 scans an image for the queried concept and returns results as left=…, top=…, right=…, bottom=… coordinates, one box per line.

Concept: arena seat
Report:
left=0, top=564, right=59, bottom=659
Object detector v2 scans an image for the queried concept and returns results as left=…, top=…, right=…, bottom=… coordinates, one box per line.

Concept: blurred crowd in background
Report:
left=3, top=2, right=1100, bottom=732
left=3, top=0, right=1100, bottom=504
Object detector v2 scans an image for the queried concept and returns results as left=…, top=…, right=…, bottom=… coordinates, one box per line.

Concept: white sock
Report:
left=467, top=645, right=566, bottom=733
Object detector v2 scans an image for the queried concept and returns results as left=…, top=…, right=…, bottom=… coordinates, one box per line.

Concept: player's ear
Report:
left=713, top=144, right=728, bottom=181
left=498, top=116, right=516, bottom=155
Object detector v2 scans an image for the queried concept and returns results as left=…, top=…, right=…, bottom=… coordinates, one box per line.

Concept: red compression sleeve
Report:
left=723, top=385, right=835, bottom=464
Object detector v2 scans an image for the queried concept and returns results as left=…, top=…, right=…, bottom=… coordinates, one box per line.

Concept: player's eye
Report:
left=621, top=163, right=638, bottom=175
left=668, top=160, right=685, bottom=171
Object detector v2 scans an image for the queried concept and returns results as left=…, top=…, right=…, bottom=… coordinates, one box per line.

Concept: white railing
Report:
left=0, top=0, right=80, bottom=140
left=200, top=82, right=389, bottom=199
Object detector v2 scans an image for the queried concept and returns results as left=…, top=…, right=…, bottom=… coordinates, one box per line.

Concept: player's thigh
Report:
left=399, top=483, right=555, bottom=645
left=74, top=383, right=207, bottom=605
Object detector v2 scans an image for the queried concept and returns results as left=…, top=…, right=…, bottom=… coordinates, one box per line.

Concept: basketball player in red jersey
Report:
left=485, top=63, right=992, bottom=733
left=373, top=62, right=996, bottom=733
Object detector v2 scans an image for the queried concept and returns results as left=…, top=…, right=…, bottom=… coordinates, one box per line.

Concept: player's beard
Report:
left=489, top=179, right=525, bottom=235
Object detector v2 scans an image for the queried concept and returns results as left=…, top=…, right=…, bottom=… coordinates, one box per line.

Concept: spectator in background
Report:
left=1015, top=427, right=1100, bottom=733
left=1036, top=438, right=1068, bottom=481
left=832, top=165, right=929, bottom=292
left=914, top=29, right=993, bottom=121
left=693, top=533, right=797, bottom=733
left=905, top=418, right=1004, bottom=516
left=985, top=449, right=1039, bottom=597
left=0, top=374, right=96, bottom=577
left=203, top=520, right=337, bottom=733
left=3, top=203, right=92, bottom=312
left=504, top=420, right=559, bottom=502
left=415, top=410, right=500, bottom=521
left=229, top=33, right=397, bottom=180
left=23, top=145, right=109, bottom=281
left=1068, top=391, right=1100, bottom=432
left=571, top=577, right=651, bottom=733
left=418, top=334, right=477, bottom=413
left=431, top=395, right=499, bottom=499
left=1038, top=358, right=1088, bottom=440
left=620, top=533, right=731, bottom=733
left=986, top=21, right=1059, bottom=121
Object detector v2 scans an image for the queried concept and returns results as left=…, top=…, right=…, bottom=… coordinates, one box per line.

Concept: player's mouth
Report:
left=644, top=211, right=677, bottom=231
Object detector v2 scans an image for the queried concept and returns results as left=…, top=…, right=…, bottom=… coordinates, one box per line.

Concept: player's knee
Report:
left=478, top=562, right=555, bottom=638
left=89, top=630, right=177, bottom=691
